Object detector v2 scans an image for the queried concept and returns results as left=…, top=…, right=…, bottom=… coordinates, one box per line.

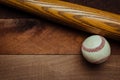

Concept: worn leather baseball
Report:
left=81, top=35, right=111, bottom=64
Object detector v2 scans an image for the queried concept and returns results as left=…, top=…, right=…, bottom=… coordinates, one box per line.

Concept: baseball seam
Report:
left=93, top=55, right=110, bottom=64
left=82, top=36, right=105, bottom=52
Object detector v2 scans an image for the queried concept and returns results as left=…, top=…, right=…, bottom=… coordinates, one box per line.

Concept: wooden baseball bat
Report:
left=0, top=0, right=120, bottom=40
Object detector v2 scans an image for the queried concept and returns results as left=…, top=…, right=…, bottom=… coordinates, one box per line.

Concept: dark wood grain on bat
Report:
left=64, top=0, right=120, bottom=14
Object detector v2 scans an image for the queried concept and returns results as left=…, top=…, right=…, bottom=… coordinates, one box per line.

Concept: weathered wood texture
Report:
left=0, top=55, right=120, bottom=80
left=0, top=0, right=120, bottom=54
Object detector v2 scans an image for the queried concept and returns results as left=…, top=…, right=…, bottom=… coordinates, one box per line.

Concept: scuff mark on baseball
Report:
left=81, top=35, right=111, bottom=64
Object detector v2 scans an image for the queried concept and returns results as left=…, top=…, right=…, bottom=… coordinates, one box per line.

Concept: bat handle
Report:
left=1, top=0, right=120, bottom=40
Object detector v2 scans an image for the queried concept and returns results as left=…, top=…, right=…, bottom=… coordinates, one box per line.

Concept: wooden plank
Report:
left=0, top=19, right=120, bottom=54
left=0, top=55, right=119, bottom=80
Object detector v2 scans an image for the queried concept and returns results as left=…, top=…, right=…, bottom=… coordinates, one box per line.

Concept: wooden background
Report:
left=0, top=0, right=120, bottom=80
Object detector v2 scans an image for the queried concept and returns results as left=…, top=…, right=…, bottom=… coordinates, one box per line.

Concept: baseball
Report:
left=81, top=35, right=111, bottom=64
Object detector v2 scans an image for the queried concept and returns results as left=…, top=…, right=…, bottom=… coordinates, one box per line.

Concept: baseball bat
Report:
left=0, top=0, right=120, bottom=40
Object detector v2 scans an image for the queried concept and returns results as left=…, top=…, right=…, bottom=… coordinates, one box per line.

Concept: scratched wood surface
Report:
left=0, top=0, right=120, bottom=54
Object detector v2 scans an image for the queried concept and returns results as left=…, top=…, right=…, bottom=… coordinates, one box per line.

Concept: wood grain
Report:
left=0, top=55, right=120, bottom=80
left=0, top=0, right=120, bottom=40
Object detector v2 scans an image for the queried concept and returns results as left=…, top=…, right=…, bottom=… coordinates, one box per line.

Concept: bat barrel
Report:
left=0, top=0, right=120, bottom=40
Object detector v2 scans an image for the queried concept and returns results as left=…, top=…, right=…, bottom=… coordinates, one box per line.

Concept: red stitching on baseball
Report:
left=82, top=36, right=105, bottom=52
left=93, top=55, right=110, bottom=64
